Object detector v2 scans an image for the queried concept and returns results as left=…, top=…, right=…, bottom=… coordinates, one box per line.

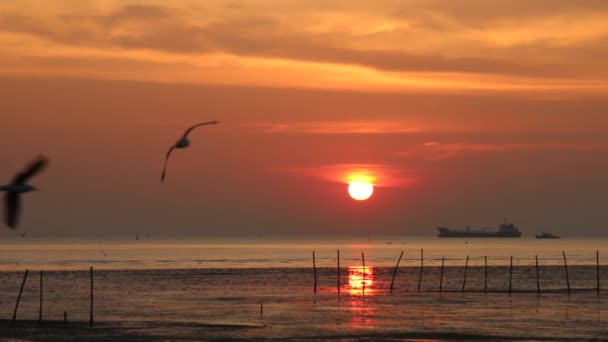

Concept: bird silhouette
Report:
left=161, top=121, right=219, bottom=183
left=1, top=156, right=49, bottom=229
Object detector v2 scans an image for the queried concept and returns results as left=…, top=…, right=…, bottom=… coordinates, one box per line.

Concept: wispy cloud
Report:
left=253, top=121, right=421, bottom=134
left=402, top=141, right=608, bottom=161
left=0, top=1, right=607, bottom=93
left=2, top=2, right=607, bottom=77
left=276, top=163, right=419, bottom=188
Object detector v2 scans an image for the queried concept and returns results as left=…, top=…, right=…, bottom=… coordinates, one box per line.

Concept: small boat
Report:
left=536, top=232, right=560, bottom=239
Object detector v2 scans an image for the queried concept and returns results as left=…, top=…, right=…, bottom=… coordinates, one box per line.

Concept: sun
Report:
left=348, top=181, right=374, bottom=201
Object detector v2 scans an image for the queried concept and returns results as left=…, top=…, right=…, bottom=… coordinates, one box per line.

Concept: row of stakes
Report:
left=312, top=250, right=603, bottom=295
left=11, top=267, right=94, bottom=328
left=8, top=250, right=603, bottom=327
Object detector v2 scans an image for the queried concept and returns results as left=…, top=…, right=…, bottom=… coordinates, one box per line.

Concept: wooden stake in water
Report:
left=389, top=251, right=404, bottom=294
left=535, top=255, right=541, bottom=294
left=509, top=256, right=513, bottom=294
left=597, top=250, right=600, bottom=295
left=337, top=249, right=340, bottom=295
left=417, top=249, right=424, bottom=292
left=563, top=251, right=570, bottom=295
left=90, top=266, right=94, bottom=328
left=97, top=240, right=107, bottom=257
left=361, top=252, right=366, bottom=295
left=39, top=271, right=43, bottom=325
left=260, top=300, right=263, bottom=319
left=484, top=256, right=488, bottom=293
left=313, top=251, right=318, bottom=294
left=12, top=269, right=29, bottom=326
left=439, top=257, right=445, bottom=293
left=462, top=256, right=469, bottom=293
left=64, top=311, right=67, bottom=328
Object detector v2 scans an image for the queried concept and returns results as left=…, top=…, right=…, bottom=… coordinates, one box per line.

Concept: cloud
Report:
left=276, top=163, right=419, bottom=188
left=402, top=141, right=608, bottom=161
left=252, top=121, right=421, bottom=134
left=102, top=4, right=170, bottom=24
left=395, top=0, right=608, bottom=24
left=1, top=1, right=608, bottom=81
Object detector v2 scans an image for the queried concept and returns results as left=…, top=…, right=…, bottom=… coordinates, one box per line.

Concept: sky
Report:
left=0, top=0, right=607, bottom=237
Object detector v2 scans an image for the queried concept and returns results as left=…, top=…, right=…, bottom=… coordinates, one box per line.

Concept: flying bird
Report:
left=1, top=156, right=49, bottom=229
left=161, top=121, right=219, bottom=183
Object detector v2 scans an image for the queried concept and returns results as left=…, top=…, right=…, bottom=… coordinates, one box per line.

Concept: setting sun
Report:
left=348, top=182, right=374, bottom=201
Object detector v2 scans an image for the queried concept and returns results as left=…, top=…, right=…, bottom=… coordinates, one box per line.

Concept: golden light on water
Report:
left=348, top=265, right=374, bottom=295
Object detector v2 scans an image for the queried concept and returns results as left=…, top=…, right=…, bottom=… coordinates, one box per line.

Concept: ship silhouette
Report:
left=536, top=232, right=560, bottom=239
left=437, top=223, right=522, bottom=238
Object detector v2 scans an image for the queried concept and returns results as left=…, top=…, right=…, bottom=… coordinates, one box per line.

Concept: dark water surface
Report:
left=1, top=237, right=607, bottom=340
left=0, top=266, right=607, bottom=340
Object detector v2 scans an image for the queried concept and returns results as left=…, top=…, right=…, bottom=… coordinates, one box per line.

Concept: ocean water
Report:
left=1, top=236, right=607, bottom=270
left=1, top=236, right=607, bottom=340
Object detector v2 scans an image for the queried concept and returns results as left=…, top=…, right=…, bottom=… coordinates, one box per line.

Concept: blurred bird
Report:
left=161, top=121, right=219, bottom=183
left=1, top=156, right=49, bottom=229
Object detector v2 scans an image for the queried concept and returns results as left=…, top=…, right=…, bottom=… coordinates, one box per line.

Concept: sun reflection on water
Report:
left=347, top=266, right=374, bottom=295
left=346, top=265, right=375, bottom=328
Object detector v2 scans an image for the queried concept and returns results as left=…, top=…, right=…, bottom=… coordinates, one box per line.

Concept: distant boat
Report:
left=437, top=223, right=522, bottom=238
left=536, top=232, right=560, bottom=239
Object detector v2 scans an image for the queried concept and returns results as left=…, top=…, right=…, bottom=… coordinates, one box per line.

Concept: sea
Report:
left=0, top=236, right=607, bottom=340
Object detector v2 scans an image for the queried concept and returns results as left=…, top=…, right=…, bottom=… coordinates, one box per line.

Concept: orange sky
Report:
left=1, top=1, right=607, bottom=236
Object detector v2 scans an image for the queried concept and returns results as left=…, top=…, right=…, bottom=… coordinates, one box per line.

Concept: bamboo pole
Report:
left=484, top=256, right=488, bottom=293
left=462, top=256, right=469, bottom=293
left=563, top=251, right=570, bottom=295
left=337, top=249, right=340, bottom=295
left=12, top=269, right=29, bottom=326
left=39, top=271, right=43, bottom=325
left=439, top=257, right=445, bottom=293
left=312, top=251, right=317, bottom=294
left=535, top=255, right=540, bottom=294
left=361, top=252, right=366, bottom=295
left=97, top=240, right=107, bottom=257
left=417, top=249, right=424, bottom=292
left=90, top=266, right=94, bottom=328
left=508, top=256, right=513, bottom=294
left=389, top=251, right=404, bottom=294
left=597, top=251, right=600, bottom=295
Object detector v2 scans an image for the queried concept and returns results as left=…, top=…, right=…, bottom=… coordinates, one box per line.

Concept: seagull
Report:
left=0, top=156, right=49, bottom=229
left=161, top=121, right=219, bottom=183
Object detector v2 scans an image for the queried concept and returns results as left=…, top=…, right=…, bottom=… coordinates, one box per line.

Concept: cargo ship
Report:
left=437, top=223, right=522, bottom=238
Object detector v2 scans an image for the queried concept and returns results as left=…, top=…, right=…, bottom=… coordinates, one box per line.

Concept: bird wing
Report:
left=4, top=192, right=20, bottom=229
left=160, top=145, right=177, bottom=183
left=183, top=120, right=220, bottom=139
left=12, top=156, right=49, bottom=185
